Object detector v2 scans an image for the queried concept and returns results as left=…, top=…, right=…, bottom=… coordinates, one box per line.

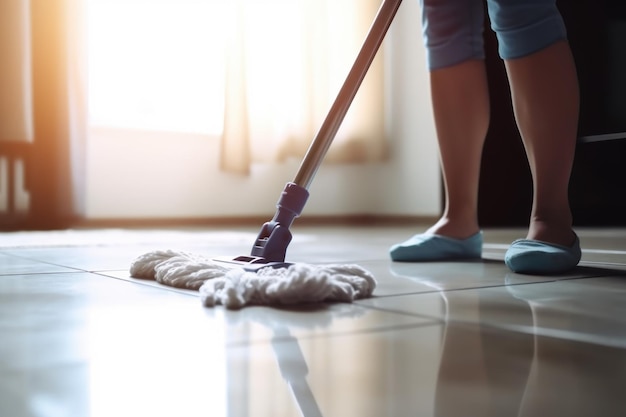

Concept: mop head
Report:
left=130, top=250, right=376, bottom=309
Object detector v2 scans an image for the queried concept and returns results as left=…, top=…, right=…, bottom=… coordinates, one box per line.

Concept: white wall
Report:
left=86, top=0, right=441, bottom=220
left=374, top=0, right=441, bottom=216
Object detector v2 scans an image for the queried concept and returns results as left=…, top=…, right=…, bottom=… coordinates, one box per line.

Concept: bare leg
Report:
left=504, top=40, right=579, bottom=246
left=389, top=59, right=488, bottom=261
left=426, top=59, right=490, bottom=239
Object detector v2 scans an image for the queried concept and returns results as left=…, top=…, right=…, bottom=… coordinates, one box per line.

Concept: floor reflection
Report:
left=2, top=226, right=626, bottom=417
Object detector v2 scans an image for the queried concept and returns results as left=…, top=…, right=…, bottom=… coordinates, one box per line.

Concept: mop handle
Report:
left=293, top=0, right=403, bottom=189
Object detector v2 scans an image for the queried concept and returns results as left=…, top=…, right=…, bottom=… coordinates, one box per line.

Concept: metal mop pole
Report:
left=248, top=0, right=404, bottom=263
left=293, top=0, right=403, bottom=189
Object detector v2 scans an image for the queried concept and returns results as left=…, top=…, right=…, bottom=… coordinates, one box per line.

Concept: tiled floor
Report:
left=1, top=225, right=626, bottom=417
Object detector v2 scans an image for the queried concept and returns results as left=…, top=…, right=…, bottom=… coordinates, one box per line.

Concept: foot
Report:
left=505, top=233, right=581, bottom=275
left=390, top=232, right=483, bottom=262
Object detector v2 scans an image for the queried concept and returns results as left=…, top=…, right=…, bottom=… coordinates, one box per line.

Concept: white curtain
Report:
left=0, top=0, right=33, bottom=144
left=0, top=0, right=32, bottom=214
left=0, top=0, right=87, bottom=226
left=221, top=0, right=388, bottom=174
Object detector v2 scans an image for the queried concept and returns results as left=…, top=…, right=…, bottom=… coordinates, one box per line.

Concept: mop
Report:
left=130, top=0, right=403, bottom=309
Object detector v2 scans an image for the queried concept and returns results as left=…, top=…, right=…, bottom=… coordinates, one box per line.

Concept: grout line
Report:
left=226, top=319, right=444, bottom=348
left=367, top=273, right=619, bottom=303
left=352, top=302, right=448, bottom=323
left=0, top=270, right=85, bottom=277
left=0, top=252, right=91, bottom=274
left=92, top=271, right=200, bottom=297
left=582, top=249, right=626, bottom=255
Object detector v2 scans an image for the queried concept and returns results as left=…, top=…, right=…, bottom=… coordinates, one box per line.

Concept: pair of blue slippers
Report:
left=390, top=231, right=581, bottom=274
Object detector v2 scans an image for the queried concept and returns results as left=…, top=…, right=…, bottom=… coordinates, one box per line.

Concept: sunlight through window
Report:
left=87, top=0, right=227, bottom=135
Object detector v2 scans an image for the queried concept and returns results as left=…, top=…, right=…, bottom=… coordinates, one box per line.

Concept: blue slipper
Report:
left=390, top=232, right=483, bottom=262
left=505, top=234, right=581, bottom=274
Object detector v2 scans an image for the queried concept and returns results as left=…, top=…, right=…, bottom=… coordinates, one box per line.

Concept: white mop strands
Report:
left=130, top=250, right=377, bottom=309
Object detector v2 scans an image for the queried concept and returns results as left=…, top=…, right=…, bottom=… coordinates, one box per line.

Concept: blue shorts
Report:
left=420, top=0, right=568, bottom=70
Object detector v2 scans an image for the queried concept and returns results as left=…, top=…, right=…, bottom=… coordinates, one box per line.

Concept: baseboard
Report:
left=72, top=215, right=437, bottom=229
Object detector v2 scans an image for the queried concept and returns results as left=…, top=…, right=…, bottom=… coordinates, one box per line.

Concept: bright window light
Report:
left=87, top=0, right=227, bottom=135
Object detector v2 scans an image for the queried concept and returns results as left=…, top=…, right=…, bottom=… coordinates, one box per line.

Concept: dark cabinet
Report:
left=478, top=0, right=626, bottom=227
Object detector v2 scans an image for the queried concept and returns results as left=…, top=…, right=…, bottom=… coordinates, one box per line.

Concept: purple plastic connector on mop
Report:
left=250, top=182, right=309, bottom=262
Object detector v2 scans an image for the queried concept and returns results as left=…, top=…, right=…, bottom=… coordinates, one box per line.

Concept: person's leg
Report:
left=390, top=0, right=488, bottom=262
left=488, top=0, right=581, bottom=273
left=504, top=42, right=578, bottom=245
left=427, top=59, right=489, bottom=240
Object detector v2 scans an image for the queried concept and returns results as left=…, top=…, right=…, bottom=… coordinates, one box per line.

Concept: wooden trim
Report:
left=73, top=215, right=438, bottom=229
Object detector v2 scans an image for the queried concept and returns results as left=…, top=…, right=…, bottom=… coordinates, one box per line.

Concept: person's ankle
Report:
left=527, top=216, right=575, bottom=247
left=426, top=217, right=480, bottom=240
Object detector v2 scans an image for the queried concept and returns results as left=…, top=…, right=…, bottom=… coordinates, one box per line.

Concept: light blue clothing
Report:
left=420, top=0, right=568, bottom=70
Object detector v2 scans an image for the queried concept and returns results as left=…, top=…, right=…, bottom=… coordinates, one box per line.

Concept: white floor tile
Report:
left=1, top=226, right=625, bottom=417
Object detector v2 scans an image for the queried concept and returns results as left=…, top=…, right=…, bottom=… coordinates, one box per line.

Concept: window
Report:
left=87, top=0, right=227, bottom=135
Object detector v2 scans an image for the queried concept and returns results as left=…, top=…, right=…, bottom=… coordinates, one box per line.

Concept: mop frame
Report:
left=229, top=0, right=404, bottom=270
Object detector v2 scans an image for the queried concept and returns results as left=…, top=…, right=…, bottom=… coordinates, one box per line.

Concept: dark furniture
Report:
left=478, top=0, right=626, bottom=227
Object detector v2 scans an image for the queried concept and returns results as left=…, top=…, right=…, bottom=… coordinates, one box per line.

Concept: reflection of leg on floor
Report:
left=434, top=291, right=534, bottom=417
left=508, top=283, right=626, bottom=416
